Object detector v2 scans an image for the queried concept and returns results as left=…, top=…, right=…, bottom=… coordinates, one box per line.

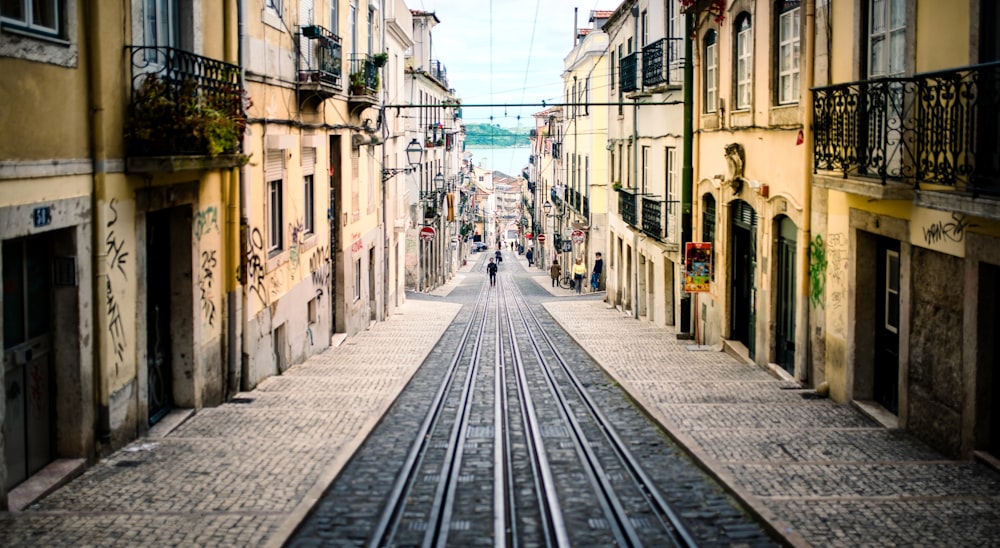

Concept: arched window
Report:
left=734, top=13, right=752, bottom=109
left=703, top=30, right=718, bottom=113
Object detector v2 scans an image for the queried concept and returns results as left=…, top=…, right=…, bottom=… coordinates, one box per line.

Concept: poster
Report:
left=684, top=242, right=712, bottom=292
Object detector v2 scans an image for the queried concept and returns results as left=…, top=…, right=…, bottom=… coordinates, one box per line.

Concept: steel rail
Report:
left=510, top=283, right=699, bottom=548
left=494, top=275, right=516, bottom=548
left=367, top=282, right=492, bottom=547
left=505, top=286, right=639, bottom=547
left=499, top=277, right=571, bottom=548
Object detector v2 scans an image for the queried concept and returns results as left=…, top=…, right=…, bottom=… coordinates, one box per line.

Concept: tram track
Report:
left=365, top=262, right=699, bottom=547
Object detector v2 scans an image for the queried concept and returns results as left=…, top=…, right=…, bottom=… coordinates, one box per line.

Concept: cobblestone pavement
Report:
left=1, top=249, right=998, bottom=546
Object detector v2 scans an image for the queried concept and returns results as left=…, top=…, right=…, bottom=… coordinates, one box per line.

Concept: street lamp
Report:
left=433, top=172, right=445, bottom=193
left=381, top=138, right=423, bottom=182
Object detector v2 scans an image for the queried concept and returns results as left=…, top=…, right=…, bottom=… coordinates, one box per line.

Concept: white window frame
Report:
left=704, top=34, right=717, bottom=113
left=735, top=16, right=752, bottom=110
left=778, top=7, right=800, bottom=105
left=329, top=0, right=338, bottom=35
left=1, top=0, right=60, bottom=36
left=268, top=179, right=284, bottom=253
left=304, top=174, right=315, bottom=235
left=869, top=0, right=906, bottom=78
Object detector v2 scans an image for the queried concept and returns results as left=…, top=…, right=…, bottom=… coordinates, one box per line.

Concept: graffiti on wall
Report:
left=193, top=206, right=220, bottom=241
left=826, top=233, right=848, bottom=315
left=922, top=212, right=972, bottom=246
left=199, top=250, right=217, bottom=327
left=310, top=245, right=330, bottom=289
left=289, top=219, right=305, bottom=268
left=809, top=234, right=827, bottom=308
left=245, top=227, right=267, bottom=306
left=105, top=198, right=128, bottom=371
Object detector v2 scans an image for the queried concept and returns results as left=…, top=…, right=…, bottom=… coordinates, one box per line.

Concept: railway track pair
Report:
left=368, top=270, right=698, bottom=547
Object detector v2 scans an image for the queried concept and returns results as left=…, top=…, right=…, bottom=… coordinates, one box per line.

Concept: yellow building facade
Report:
left=0, top=0, right=243, bottom=504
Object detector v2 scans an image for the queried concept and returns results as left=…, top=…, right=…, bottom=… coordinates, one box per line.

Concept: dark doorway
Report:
left=730, top=200, right=757, bottom=358
left=980, top=262, right=1000, bottom=456
left=2, top=235, right=55, bottom=489
left=147, top=210, right=174, bottom=425
left=776, top=216, right=797, bottom=375
left=329, top=135, right=342, bottom=334
left=874, top=236, right=900, bottom=414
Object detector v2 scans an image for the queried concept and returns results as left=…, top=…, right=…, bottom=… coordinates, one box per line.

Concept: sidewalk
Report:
left=0, top=299, right=461, bottom=547
left=543, top=299, right=1000, bottom=547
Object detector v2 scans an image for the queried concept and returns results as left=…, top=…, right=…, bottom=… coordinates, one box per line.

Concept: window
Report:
left=704, top=30, right=717, bottom=113
left=268, top=179, right=284, bottom=252
left=350, top=0, right=357, bottom=55
left=330, top=0, right=338, bottom=35
left=869, top=0, right=905, bottom=78
left=641, top=146, right=649, bottom=193
left=353, top=258, right=361, bottom=301
left=777, top=2, right=801, bottom=104
left=641, top=9, right=648, bottom=46
left=1, top=0, right=59, bottom=36
left=304, top=174, right=315, bottom=234
left=734, top=13, right=752, bottom=109
left=583, top=76, right=590, bottom=115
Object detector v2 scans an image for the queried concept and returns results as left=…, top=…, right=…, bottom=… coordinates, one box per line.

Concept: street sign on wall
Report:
left=570, top=229, right=584, bottom=244
left=537, top=234, right=547, bottom=243
left=419, top=226, right=436, bottom=241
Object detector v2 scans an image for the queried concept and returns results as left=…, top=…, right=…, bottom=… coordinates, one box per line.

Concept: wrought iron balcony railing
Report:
left=618, top=189, right=638, bottom=227
left=641, top=196, right=663, bottom=239
left=348, top=55, right=379, bottom=97
left=642, top=37, right=683, bottom=88
left=126, top=46, right=244, bottom=158
left=813, top=61, right=1000, bottom=197
left=620, top=52, right=638, bottom=93
left=298, top=25, right=343, bottom=86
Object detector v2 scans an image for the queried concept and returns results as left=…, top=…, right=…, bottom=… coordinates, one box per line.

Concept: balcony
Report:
left=620, top=52, right=638, bottom=93
left=297, top=25, right=343, bottom=104
left=813, top=62, right=1000, bottom=217
left=429, top=59, right=449, bottom=89
left=126, top=46, right=246, bottom=173
left=347, top=55, right=379, bottom=113
left=618, top=188, right=638, bottom=227
left=641, top=196, right=663, bottom=239
left=642, top=38, right=683, bottom=89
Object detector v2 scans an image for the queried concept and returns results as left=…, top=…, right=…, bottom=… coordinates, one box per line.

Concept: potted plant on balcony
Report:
left=372, top=52, right=388, bottom=68
left=612, top=181, right=622, bottom=191
left=350, top=71, right=366, bottom=94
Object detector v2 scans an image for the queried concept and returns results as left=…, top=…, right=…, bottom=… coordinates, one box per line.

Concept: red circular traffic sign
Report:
left=537, top=234, right=546, bottom=243
left=571, top=229, right=584, bottom=244
left=419, top=226, right=436, bottom=241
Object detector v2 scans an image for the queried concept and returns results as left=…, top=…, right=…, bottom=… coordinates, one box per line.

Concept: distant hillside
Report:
left=464, top=124, right=530, bottom=147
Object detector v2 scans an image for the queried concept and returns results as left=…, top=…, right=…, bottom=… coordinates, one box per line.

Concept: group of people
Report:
left=488, top=250, right=603, bottom=293
left=548, top=252, right=602, bottom=294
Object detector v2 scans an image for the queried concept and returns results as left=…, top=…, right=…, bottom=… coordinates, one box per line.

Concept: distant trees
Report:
left=464, top=123, right=530, bottom=147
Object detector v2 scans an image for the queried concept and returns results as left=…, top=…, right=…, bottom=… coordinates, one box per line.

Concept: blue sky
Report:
left=412, top=0, right=618, bottom=128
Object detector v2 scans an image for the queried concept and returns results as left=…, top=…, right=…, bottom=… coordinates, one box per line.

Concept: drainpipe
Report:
left=679, top=9, right=694, bottom=336
left=237, top=0, right=250, bottom=391
left=632, top=5, right=640, bottom=319
left=84, top=0, right=112, bottom=446
left=226, top=0, right=244, bottom=396
left=801, top=0, right=816, bottom=382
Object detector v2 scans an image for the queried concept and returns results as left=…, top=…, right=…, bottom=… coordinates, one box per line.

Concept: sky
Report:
left=412, top=0, right=619, bottom=128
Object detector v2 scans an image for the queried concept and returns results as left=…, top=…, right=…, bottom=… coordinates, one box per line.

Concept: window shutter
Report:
left=266, top=150, right=284, bottom=182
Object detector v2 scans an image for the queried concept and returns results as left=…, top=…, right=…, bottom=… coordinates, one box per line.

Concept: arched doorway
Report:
left=776, top=216, right=797, bottom=375
left=730, top=200, right=757, bottom=358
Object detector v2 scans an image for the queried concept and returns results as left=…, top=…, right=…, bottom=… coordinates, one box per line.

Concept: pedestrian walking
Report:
left=591, top=252, right=603, bottom=292
left=572, top=258, right=587, bottom=294
left=549, top=260, right=561, bottom=287
left=487, top=258, right=498, bottom=287
left=495, top=249, right=503, bottom=263
left=526, top=248, right=533, bottom=266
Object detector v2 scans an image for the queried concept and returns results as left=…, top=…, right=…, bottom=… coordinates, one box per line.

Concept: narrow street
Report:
left=0, top=251, right=998, bottom=546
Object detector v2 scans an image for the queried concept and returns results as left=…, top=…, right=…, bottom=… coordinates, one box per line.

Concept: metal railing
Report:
left=642, top=37, right=683, bottom=88
left=430, top=59, right=449, bottom=89
left=298, top=25, right=343, bottom=86
left=348, top=55, right=378, bottom=96
left=641, top=196, right=662, bottom=239
left=618, top=189, right=638, bottom=226
left=813, top=61, right=1000, bottom=196
left=127, top=46, right=244, bottom=157
left=621, top=52, right=638, bottom=93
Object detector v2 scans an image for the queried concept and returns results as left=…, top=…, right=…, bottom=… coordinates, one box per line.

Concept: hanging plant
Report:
left=372, top=52, right=388, bottom=68
left=680, top=0, right=728, bottom=36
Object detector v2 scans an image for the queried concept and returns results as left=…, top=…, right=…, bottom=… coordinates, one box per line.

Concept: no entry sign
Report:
left=419, top=226, right=436, bottom=241
left=537, top=234, right=547, bottom=243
